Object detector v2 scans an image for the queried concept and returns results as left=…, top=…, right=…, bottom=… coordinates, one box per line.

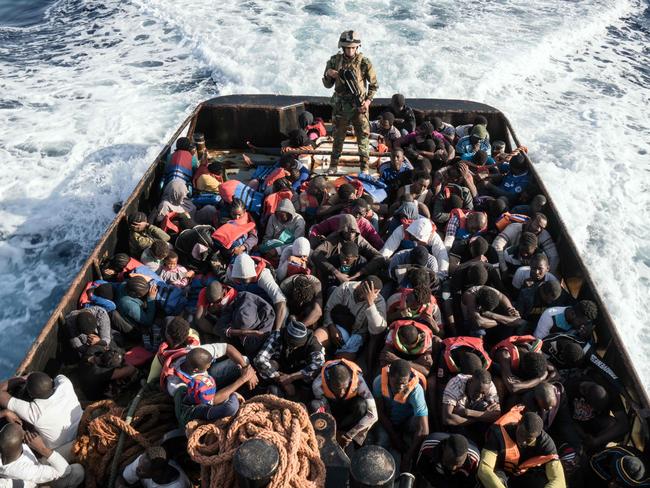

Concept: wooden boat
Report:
left=15, top=95, right=649, bottom=476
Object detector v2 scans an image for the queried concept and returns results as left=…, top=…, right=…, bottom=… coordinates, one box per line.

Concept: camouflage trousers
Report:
left=331, top=95, right=370, bottom=171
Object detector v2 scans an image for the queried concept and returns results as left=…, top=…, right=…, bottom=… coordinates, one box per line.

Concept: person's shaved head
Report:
left=26, top=372, right=54, bottom=399
left=185, top=347, right=213, bottom=371
left=0, top=423, right=24, bottom=458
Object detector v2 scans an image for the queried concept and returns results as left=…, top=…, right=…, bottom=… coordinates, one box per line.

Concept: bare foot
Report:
left=242, top=153, right=254, bottom=167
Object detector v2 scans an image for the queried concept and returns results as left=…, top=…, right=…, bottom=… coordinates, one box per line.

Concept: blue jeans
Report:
left=208, top=358, right=242, bottom=387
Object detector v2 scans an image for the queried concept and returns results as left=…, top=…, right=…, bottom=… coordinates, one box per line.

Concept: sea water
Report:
left=0, top=0, right=648, bottom=387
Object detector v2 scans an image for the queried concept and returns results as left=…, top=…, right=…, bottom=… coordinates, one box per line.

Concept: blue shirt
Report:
left=373, top=375, right=428, bottom=425
left=455, top=135, right=491, bottom=155
left=499, top=170, right=531, bottom=196
left=379, top=160, right=413, bottom=186
left=460, top=153, right=496, bottom=165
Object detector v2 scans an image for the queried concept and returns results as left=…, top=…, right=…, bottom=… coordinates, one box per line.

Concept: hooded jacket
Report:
left=263, top=198, right=306, bottom=242
left=151, top=180, right=196, bottom=224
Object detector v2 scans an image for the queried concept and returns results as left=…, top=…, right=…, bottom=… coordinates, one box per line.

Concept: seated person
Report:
left=322, top=241, right=367, bottom=291
left=588, top=445, right=650, bottom=488
left=277, top=264, right=321, bottom=316
left=148, top=316, right=200, bottom=383
left=78, top=346, right=137, bottom=401
left=0, top=423, right=84, bottom=487
left=416, top=433, right=480, bottom=488
left=387, top=94, right=416, bottom=134
left=194, top=161, right=223, bottom=193
left=456, top=124, right=491, bottom=156
left=261, top=198, right=305, bottom=258
left=254, top=318, right=325, bottom=398
left=441, top=369, right=501, bottom=430
left=0, top=372, right=82, bottom=460
left=141, top=239, right=170, bottom=273
left=564, top=376, right=628, bottom=453
left=394, top=122, right=452, bottom=166
left=158, top=251, right=195, bottom=288
left=276, top=237, right=312, bottom=282
left=492, top=338, right=551, bottom=397
left=369, top=111, right=401, bottom=148
left=492, top=213, right=559, bottom=273
left=309, top=201, right=383, bottom=250
left=512, top=254, right=558, bottom=293
left=150, top=180, right=196, bottom=230
left=216, top=291, right=274, bottom=357
left=480, top=153, right=531, bottom=205
left=79, top=280, right=116, bottom=312
left=294, top=175, right=328, bottom=223
left=193, top=281, right=238, bottom=340
left=394, top=170, right=434, bottom=207
left=311, top=359, right=378, bottom=448
left=380, top=320, right=435, bottom=376
left=388, top=245, right=439, bottom=288
left=478, top=408, right=565, bottom=488
left=455, top=116, right=489, bottom=140
left=312, top=215, right=384, bottom=282
left=516, top=280, right=570, bottom=325
left=432, top=182, right=475, bottom=227
left=430, top=116, right=457, bottom=143
left=461, top=285, right=524, bottom=339
left=450, top=250, right=504, bottom=296
left=444, top=211, right=488, bottom=251
left=163, top=137, right=197, bottom=189
left=386, top=269, right=441, bottom=327
left=226, top=253, right=286, bottom=331
left=503, top=232, right=543, bottom=277
left=121, top=446, right=190, bottom=488
left=128, top=211, right=170, bottom=257
left=316, top=183, right=358, bottom=219
left=64, top=307, right=111, bottom=357
left=381, top=217, right=449, bottom=279
left=433, top=337, right=493, bottom=391
left=534, top=300, right=598, bottom=340
left=115, top=276, right=158, bottom=331
left=372, top=359, right=429, bottom=471
left=315, top=276, right=387, bottom=362
left=211, top=198, right=258, bottom=259
left=379, top=148, right=414, bottom=196
left=432, top=161, right=476, bottom=201
left=166, top=346, right=257, bottom=423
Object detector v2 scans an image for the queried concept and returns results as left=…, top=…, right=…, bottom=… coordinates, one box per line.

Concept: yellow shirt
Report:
left=196, top=174, right=221, bottom=193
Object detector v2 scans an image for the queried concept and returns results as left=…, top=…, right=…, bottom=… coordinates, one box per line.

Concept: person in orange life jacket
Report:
left=261, top=198, right=305, bottom=259
left=309, top=200, right=384, bottom=250
left=169, top=347, right=257, bottom=423
left=431, top=180, right=475, bottom=227
left=461, top=285, right=525, bottom=339
left=226, top=253, right=286, bottom=331
left=119, top=446, right=190, bottom=488
left=493, top=346, right=552, bottom=401
left=141, top=240, right=170, bottom=273
left=478, top=409, right=565, bottom=488
left=322, top=241, right=367, bottom=292
left=311, top=359, right=378, bottom=448
left=193, top=281, right=237, bottom=340
left=213, top=198, right=258, bottom=259
left=316, top=182, right=358, bottom=218
left=215, top=291, right=274, bottom=357
left=79, top=346, right=137, bottom=401
left=564, top=375, right=628, bottom=453
left=431, top=340, right=491, bottom=399
left=163, top=137, right=198, bottom=190
left=280, top=273, right=323, bottom=327
left=298, top=111, right=327, bottom=141
left=158, top=251, right=195, bottom=289
left=444, top=210, right=488, bottom=251
left=379, top=321, right=435, bottom=377
left=441, top=369, right=501, bottom=432
left=115, top=276, right=158, bottom=331
left=416, top=433, right=481, bottom=488
left=194, top=161, right=223, bottom=193
left=65, top=308, right=112, bottom=357
left=147, top=316, right=200, bottom=384
left=276, top=237, right=311, bottom=282
left=371, top=359, right=429, bottom=472
left=588, top=445, right=650, bottom=488
left=294, top=175, right=328, bottom=223
left=312, top=214, right=384, bottom=283
left=534, top=300, right=598, bottom=341
left=512, top=253, right=559, bottom=295
left=150, top=180, right=196, bottom=230
left=503, top=232, right=544, bottom=277
left=370, top=112, right=401, bottom=149
left=128, top=211, right=170, bottom=258
left=386, top=269, right=442, bottom=329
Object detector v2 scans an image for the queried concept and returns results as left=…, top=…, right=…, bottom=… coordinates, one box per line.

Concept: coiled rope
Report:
left=186, top=394, right=326, bottom=488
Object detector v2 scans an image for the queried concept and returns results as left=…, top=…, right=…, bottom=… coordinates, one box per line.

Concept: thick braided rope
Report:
left=187, top=394, right=325, bottom=488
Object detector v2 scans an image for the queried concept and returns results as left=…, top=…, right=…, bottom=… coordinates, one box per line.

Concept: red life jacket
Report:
left=192, top=165, right=222, bottom=189
left=161, top=211, right=180, bottom=234
left=285, top=256, right=311, bottom=278
left=321, top=359, right=362, bottom=401
left=218, top=179, right=240, bottom=203
left=305, top=118, right=327, bottom=138
left=441, top=336, right=492, bottom=374
left=447, top=208, right=488, bottom=238
left=157, top=337, right=200, bottom=391
left=263, top=189, right=294, bottom=218
left=390, top=288, right=438, bottom=320
left=380, top=364, right=427, bottom=404
left=386, top=320, right=433, bottom=356
left=264, top=167, right=289, bottom=189
left=333, top=177, right=364, bottom=198
left=491, top=335, right=543, bottom=371
left=117, top=257, right=144, bottom=281
left=495, top=212, right=530, bottom=232
left=78, top=280, right=104, bottom=308
left=211, top=215, right=256, bottom=250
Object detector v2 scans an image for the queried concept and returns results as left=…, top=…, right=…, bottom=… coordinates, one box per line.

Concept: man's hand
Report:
left=333, top=270, right=350, bottom=284
left=360, top=281, right=380, bottom=307
left=186, top=270, right=196, bottom=279
left=241, top=365, right=259, bottom=390
left=507, top=307, right=520, bottom=318
left=1, top=410, right=22, bottom=426
left=339, top=433, right=353, bottom=449
left=232, top=246, right=246, bottom=256
left=87, top=334, right=101, bottom=346
left=326, top=69, right=339, bottom=80
left=147, top=283, right=158, bottom=300
left=130, top=221, right=148, bottom=232
left=359, top=99, right=371, bottom=114
left=25, top=432, right=51, bottom=458
left=328, top=324, right=344, bottom=348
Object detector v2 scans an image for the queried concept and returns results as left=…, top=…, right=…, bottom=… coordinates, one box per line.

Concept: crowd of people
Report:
left=0, top=32, right=644, bottom=485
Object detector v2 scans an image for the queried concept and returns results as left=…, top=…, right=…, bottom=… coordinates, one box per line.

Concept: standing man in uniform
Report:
left=322, top=30, right=379, bottom=174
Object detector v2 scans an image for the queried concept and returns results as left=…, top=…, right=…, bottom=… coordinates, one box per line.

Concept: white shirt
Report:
left=0, top=445, right=69, bottom=487
left=380, top=226, right=449, bottom=274
left=534, top=306, right=570, bottom=339
left=123, top=455, right=190, bottom=488
left=165, top=343, right=228, bottom=396
left=7, top=375, right=82, bottom=450
left=511, top=267, right=558, bottom=290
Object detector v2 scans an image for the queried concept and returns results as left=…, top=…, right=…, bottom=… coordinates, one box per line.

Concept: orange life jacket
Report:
left=333, top=177, right=364, bottom=198
left=446, top=208, right=488, bottom=237
left=285, top=255, right=311, bottom=278
left=386, top=320, right=433, bottom=356
left=495, top=405, right=559, bottom=475
left=390, top=288, right=438, bottom=320
left=305, top=118, right=327, bottom=138
left=441, top=336, right=492, bottom=374
left=161, top=211, right=180, bottom=234
left=117, top=257, right=144, bottom=281
left=211, top=215, right=256, bottom=250
left=321, top=359, right=362, bottom=401
left=380, top=364, right=427, bottom=404
left=263, top=189, right=294, bottom=218
left=495, top=212, right=530, bottom=232
left=491, top=335, right=543, bottom=371
left=157, top=337, right=200, bottom=391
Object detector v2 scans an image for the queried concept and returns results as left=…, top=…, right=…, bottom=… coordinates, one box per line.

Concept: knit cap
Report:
left=231, top=253, right=256, bottom=279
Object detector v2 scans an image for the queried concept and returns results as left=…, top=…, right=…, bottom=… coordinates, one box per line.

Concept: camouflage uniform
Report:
left=322, top=52, right=378, bottom=172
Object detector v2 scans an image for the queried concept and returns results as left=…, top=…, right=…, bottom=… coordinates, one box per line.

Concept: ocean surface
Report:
left=0, top=0, right=648, bottom=387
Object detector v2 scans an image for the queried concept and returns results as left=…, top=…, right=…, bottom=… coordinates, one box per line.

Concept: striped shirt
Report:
left=417, top=433, right=480, bottom=479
